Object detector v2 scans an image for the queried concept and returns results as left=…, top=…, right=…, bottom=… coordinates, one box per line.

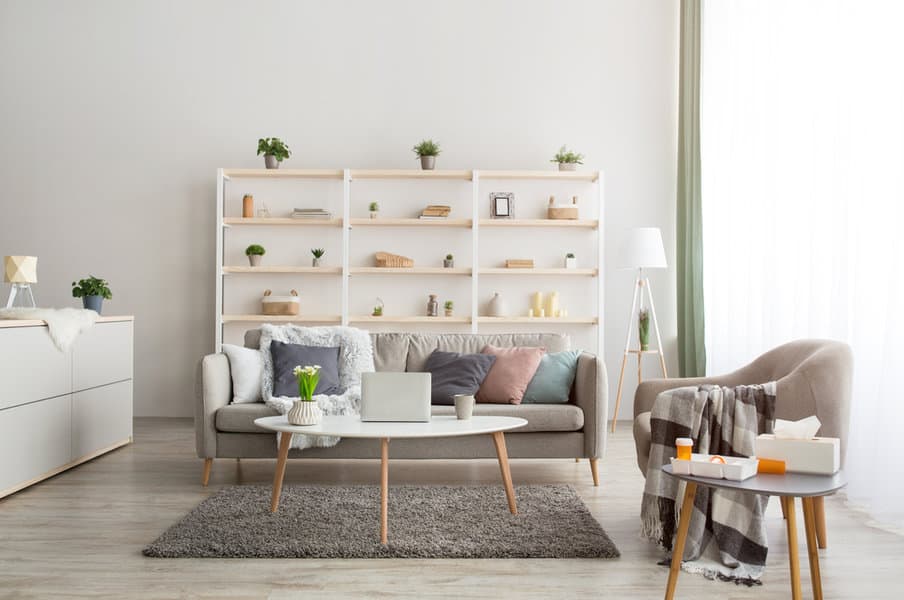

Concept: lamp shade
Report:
left=618, top=228, right=667, bottom=269
left=4, top=256, right=38, bottom=283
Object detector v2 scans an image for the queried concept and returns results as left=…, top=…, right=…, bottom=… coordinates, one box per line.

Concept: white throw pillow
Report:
left=221, top=344, right=263, bottom=404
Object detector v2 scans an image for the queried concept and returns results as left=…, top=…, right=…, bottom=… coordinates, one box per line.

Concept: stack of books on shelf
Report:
left=290, top=208, right=333, bottom=219
left=418, top=205, right=451, bottom=220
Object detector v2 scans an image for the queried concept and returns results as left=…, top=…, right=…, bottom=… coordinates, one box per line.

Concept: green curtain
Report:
left=677, top=0, right=706, bottom=377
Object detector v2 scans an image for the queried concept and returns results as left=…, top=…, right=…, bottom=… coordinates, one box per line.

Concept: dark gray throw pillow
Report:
left=423, top=350, right=496, bottom=405
left=270, top=341, right=342, bottom=397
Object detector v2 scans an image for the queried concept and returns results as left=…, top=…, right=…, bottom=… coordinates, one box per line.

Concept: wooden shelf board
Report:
left=478, top=170, right=599, bottom=182
left=350, top=267, right=472, bottom=275
left=479, top=268, right=598, bottom=276
left=222, top=315, right=341, bottom=323
left=349, top=315, right=472, bottom=323
left=222, top=266, right=342, bottom=274
left=478, top=316, right=599, bottom=324
left=478, top=219, right=598, bottom=229
left=223, top=217, right=343, bottom=227
left=350, top=218, right=472, bottom=227
left=222, top=169, right=344, bottom=179
left=350, top=169, right=473, bottom=181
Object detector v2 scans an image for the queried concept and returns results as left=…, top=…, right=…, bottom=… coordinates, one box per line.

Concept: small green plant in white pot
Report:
left=311, top=248, right=325, bottom=267
left=444, top=253, right=454, bottom=268
left=565, top=252, right=576, bottom=269
left=551, top=145, right=584, bottom=171
left=413, top=139, right=441, bottom=170
left=246, top=244, right=265, bottom=266
left=369, top=201, right=379, bottom=219
left=444, top=300, right=454, bottom=317
left=257, top=137, right=291, bottom=169
left=72, top=276, right=112, bottom=315
left=372, top=297, right=384, bottom=317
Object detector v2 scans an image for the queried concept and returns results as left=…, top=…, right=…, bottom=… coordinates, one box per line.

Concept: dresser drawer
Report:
left=71, top=380, right=132, bottom=459
left=0, top=327, right=72, bottom=411
left=0, top=395, right=72, bottom=493
left=72, top=321, right=133, bottom=391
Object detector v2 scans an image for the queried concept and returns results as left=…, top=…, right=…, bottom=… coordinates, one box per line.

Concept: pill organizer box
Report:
left=670, top=453, right=759, bottom=481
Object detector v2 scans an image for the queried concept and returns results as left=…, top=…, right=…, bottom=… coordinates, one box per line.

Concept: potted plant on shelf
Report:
left=287, top=365, right=323, bottom=425
left=638, top=309, right=651, bottom=351
left=565, top=252, right=577, bottom=269
left=551, top=145, right=584, bottom=171
left=245, top=244, right=265, bottom=266
left=311, top=248, right=325, bottom=267
left=257, top=137, right=291, bottom=169
left=372, top=297, right=384, bottom=317
left=412, top=139, right=441, bottom=170
left=444, top=253, right=454, bottom=268
left=369, top=202, right=380, bottom=219
left=444, top=300, right=454, bottom=317
left=71, top=276, right=112, bottom=315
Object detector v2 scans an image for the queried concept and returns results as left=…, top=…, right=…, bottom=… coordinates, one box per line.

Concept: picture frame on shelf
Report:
left=490, top=192, right=514, bottom=219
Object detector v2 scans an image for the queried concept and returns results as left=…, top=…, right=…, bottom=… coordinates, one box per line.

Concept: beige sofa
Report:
left=196, top=331, right=608, bottom=486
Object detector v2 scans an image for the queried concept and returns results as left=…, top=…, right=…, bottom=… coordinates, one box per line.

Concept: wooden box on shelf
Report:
left=505, top=259, right=535, bottom=269
left=375, top=252, right=414, bottom=268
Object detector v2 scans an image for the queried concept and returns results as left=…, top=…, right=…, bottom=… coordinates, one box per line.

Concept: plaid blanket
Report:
left=640, top=383, right=776, bottom=584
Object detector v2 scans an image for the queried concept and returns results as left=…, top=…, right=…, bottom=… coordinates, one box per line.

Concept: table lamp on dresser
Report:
left=4, top=255, right=38, bottom=308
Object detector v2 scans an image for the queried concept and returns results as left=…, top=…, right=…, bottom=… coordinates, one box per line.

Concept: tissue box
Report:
left=755, top=434, right=840, bottom=475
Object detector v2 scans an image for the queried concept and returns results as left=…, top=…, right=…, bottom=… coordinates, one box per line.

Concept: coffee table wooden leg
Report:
left=803, top=497, right=824, bottom=600
left=491, top=431, right=517, bottom=514
left=665, top=481, right=697, bottom=600
left=782, top=496, right=803, bottom=600
left=380, top=437, right=389, bottom=545
left=270, top=432, right=292, bottom=513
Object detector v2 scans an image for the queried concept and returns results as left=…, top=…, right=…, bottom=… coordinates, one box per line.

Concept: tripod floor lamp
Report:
left=611, top=228, right=668, bottom=432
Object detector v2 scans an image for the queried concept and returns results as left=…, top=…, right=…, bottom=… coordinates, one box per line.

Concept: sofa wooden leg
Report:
left=589, top=458, right=599, bottom=486
left=201, top=458, right=213, bottom=486
left=780, top=495, right=788, bottom=519
left=814, top=496, right=827, bottom=548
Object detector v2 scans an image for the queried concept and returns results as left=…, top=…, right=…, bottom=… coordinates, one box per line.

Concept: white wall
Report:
left=0, top=0, right=678, bottom=418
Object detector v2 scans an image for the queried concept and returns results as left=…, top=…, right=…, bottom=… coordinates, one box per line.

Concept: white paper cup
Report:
left=453, top=394, right=475, bottom=420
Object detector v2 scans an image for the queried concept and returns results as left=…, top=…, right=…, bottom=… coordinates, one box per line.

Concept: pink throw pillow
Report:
left=476, top=345, right=545, bottom=405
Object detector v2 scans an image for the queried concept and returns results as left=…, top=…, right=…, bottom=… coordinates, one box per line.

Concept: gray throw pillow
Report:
left=270, top=341, right=342, bottom=397
left=423, top=350, right=496, bottom=405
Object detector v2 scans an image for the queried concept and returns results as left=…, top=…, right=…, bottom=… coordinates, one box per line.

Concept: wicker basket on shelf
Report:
left=261, top=289, right=300, bottom=316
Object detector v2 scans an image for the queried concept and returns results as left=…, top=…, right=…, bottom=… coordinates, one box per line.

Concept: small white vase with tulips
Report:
left=287, top=365, right=323, bottom=426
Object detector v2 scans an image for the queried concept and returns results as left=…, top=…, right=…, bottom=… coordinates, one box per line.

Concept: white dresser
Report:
left=0, top=316, right=133, bottom=498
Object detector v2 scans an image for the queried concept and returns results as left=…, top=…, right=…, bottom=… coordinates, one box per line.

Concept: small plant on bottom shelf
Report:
left=311, top=248, right=325, bottom=267
left=71, top=276, right=113, bottom=300
left=372, top=297, right=384, bottom=317
left=245, top=244, right=266, bottom=266
left=412, top=139, right=441, bottom=157
left=444, top=300, right=454, bottom=317
left=369, top=202, right=379, bottom=218
left=444, top=253, right=454, bottom=268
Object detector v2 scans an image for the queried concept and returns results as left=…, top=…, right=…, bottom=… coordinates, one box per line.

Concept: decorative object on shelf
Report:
left=372, top=297, right=384, bottom=317
left=427, top=294, right=438, bottom=317
left=488, top=292, right=507, bottom=317
left=638, top=309, right=650, bottom=351
left=242, top=194, right=254, bottom=218
left=443, top=254, right=454, bottom=268
left=420, top=205, right=451, bottom=220
left=369, top=202, right=379, bottom=219
left=490, top=192, right=514, bottom=219
left=565, top=253, right=577, bottom=269
left=257, top=201, right=271, bottom=218
left=412, top=139, right=441, bottom=170
left=291, top=207, right=332, bottom=220
left=311, top=248, right=325, bottom=267
left=531, top=292, right=544, bottom=317
left=545, top=291, right=560, bottom=319
left=505, top=259, right=534, bottom=269
left=611, top=226, right=669, bottom=432
left=261, top=289, right=300, bottom=316
left=551, top=145, right=584, bottom=171
left=287, top=365, right=323, bottom=426
left=548, top=195, right=579, bottom=220
left=453, top=393, right=475, bottom=420
left=257, top=137, right=291, bottom=169
left=444, top=300, right=454, bottom=317
left=71, top=275, right=112, bottom=315
left=245, top=244, right=266, bottom=267
left=374, top=251, right=414, bottom=268
left=4, top=255, right=38, bottom=308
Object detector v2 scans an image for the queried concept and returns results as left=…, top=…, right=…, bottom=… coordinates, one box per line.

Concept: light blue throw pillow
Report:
left=521, top=350, right=581, bottom=404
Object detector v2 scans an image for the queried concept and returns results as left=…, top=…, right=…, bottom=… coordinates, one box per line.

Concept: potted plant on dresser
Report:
left=246, top=244, right=266, bottom=266
left=412, top=139, right=441, bottom=170
left=257, top=137, right=291, bottom=169
left=551, top=145, right=584, bottom=171
left=71, top=276, right=112, bottom=314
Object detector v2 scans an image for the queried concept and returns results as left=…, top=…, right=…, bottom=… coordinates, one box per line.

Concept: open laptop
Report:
left=360, top=372, right=431, bottom=422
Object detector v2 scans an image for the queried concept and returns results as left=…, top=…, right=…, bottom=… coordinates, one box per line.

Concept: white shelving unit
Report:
left=215, top=168, right=604, bottom=353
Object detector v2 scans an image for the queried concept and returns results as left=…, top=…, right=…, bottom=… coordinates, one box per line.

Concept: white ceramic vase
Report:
left=287, top=400, right=322, bottom=426
left=565, top=257, right=576, bottom=269
left=489, top=292, right=507, bottom=317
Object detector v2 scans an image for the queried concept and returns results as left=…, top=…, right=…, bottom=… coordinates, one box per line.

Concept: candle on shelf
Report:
left=545, top=291, right=560, bottom=319
left=528, top=308, right=535, bottom=318
left=531, top=292, right=544, bottom=315
left=561, top=308, right=569, bottom=318
left=539, top=309, right=545, bottom=317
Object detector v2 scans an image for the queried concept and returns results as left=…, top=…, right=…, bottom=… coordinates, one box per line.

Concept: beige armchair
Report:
left=632, top=339, right=853, bottom=548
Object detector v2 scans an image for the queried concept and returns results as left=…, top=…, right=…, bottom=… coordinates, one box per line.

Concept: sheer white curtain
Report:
left=701, top=0, right=904, bottom=530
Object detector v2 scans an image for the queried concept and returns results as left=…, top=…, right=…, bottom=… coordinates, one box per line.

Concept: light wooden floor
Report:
left=0, top=418, right=901, bottom=599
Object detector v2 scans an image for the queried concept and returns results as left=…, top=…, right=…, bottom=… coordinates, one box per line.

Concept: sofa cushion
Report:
left=220, top=344, right=262, bottom=404
left=216, top=402, right=584, bottom=434
left=423, top=350, right=496, bottom=405
left=477, top=344, right=545, bottom=404
left=404, top=333, right=569, bottom=373
left=522, top=350, right=581, bottom=404
left=370, top=333, right=410, bottom=372
left=270, top=341, right=342, bottom=397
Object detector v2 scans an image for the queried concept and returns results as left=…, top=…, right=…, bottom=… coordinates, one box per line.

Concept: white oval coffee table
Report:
left=254, top=415, right=528, bottom=544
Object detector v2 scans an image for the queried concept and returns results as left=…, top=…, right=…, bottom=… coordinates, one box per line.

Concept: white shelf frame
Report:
left=215, top=169, right=604, bottom=353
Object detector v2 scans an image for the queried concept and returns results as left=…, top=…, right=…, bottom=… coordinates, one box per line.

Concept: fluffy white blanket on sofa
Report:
left=259, top=324, right=375, bottom=449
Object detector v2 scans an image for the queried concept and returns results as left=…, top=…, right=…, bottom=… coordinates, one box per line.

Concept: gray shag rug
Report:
left=144, top=484, right=619, bottom=559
